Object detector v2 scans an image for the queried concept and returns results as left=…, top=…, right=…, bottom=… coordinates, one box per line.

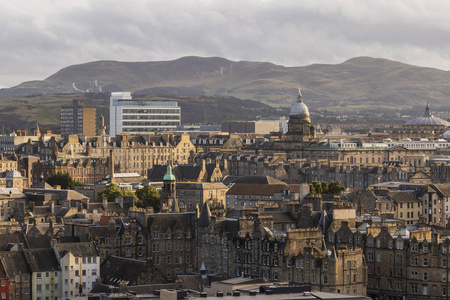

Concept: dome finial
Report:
left=297, top=86, right=303, bottom=102
left=424, top=102, right=432, bottom=117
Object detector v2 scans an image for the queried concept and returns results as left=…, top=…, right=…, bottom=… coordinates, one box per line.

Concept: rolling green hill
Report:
left=0, top=93, right=287, bottom=132
left=3, top=56, right=450, bottom=110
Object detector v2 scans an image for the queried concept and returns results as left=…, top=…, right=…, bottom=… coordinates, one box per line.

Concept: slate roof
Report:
left=176, top=164, right=202, bottom=181
left=23, top=248, right=60, bottom=272
left=389, top=191, right=420, bottom=203
left=260, top=211, right=296, bottom=224
left=55, top=242, right=99, bottom=258
left=0, top=251, right=30, bottom=277
left=58, top=236, right=80, bottom=243
left=176, top=182, right=227, bottom=190
left=434, top=183, right=450, bottom=197
left=227, top=183, right=290, bottom=196
left=148, top=165, right=167, bottom=182
left=226, top=175, right=285, bottom=185
left=147, top=212, right=196, bottom=234
left=198, top=202, right=211, bottom=228
left=0, top=233, right=25, bottom=250
left=31, top=182, right=54, bottom=189
left=25, top=235, right=52, bottom=249
left=100, top=255, right=146, bottom=286
left=23, top=188, right=89, bottom=201
left=222, top=175, right=240, bottom=186
left=88, top=226, right=109, bottom=239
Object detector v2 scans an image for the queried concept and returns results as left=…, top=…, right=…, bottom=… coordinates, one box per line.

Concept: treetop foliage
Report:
left=309, top=181, right=346, bottom=194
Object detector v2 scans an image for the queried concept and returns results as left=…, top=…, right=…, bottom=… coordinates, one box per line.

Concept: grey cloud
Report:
left=2, top=0, right=450, bottom=88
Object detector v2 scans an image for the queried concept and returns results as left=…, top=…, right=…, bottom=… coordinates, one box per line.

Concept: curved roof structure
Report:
left=405, top=103, right=450, bottom=126
left=443, top=129, right=450, bottom=139
left=163, top=163, right=176, bottom=181
left=6, top=170, right=22, bottom=178
left=290, top=90, right=310, bottom=117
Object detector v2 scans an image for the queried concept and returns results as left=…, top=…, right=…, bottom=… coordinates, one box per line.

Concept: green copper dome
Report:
left=163, top=163, right=176, bottom=181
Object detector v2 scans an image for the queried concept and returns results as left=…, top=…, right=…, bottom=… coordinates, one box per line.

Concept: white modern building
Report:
left=109, top=92, right=181, bottom=136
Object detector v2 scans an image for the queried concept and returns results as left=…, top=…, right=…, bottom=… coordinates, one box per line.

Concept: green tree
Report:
left=135, top=185, right=161, bottom=211
left=328, top=181, right=346, bottom=194
left=309, top=180, right=346, bottom=195
left=309, top=181, right=323, bottom=194
left=46, top=171, right=82, bottom=189
left=99, top=183, right=125, bottom=202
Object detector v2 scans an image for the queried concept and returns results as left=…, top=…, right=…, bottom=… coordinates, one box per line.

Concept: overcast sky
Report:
left=2, top=0, right=450, bottom=88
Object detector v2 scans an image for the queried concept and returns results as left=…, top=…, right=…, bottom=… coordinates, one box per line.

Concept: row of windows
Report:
left=123, top=115, right=180, bottom=120
left=153, top=255, right=191, bottom=265
left=122, top=121, right=180, bottom=126
left=123, top=109, right=180, bottom=114
left=152, top=231, right=190, bottom=239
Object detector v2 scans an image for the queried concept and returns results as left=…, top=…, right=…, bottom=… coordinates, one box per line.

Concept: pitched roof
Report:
left=176, top=164, right=202, bottom=181
left=148, top=212, right=196, bottom=234
left=148, top=165, right=168, bottom=182
left=23, top=248, right=60, bottom=272
left=100, top=255, right=146, bottom=286
left=198, top=202, right=211, bottom=228
left=25, top=235, right=52, bottom=249
left=389, top=191, right=420, bottom=203
left=0, top=251, right=30, bottom=277
left=227, top=183, right=290, bottom=196
left=434, top=183, right=450, bottom=197
left=55, top=242, right=99, bottom=258
left=226, top=175, right=285, bottom=185
left=0, top=233, right=25, bottom=250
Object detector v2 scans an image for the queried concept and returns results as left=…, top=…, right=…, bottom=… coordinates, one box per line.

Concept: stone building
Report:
left=349, top=188, right=422, bottom=225
left=64, top=216, right=148, bottom=263
left=177, top=182, right=228, bottom=211
left=421, top=183, right=450, bottom=227
left=18, top=132, right=196, bottom=185
left=146, top=212, right=197, bottom=281
left=430, top=161, right=450, bottom=183
left=0, top=251, right=31, bottom=300
left=224, top=175, right=309, bottom=210
left=228, top=217, right=367, bottom=296
left=32, top=157, right=110, bottom=185
left=196, top=202, right=238, bottom=278
left=364, top=227, right=450, bottom=300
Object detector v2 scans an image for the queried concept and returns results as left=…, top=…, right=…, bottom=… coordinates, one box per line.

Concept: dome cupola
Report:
left=290, top=88, right=310, bottom=117
left=405, top=103, right=450, bottom=127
